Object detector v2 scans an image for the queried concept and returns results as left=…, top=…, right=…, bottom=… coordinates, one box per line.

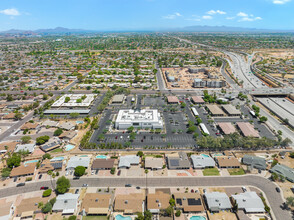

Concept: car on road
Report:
left=136, top=186, right=141, bottom=189
left=65, top=172, right=69, bottom=176
left=38, top=174, right=43, bottom=179
left=73, top=176, right=80, bottom=180
left=117, top=170, right=121, bottom=176
left=16, top=183, right=25, bottom=187
left=276, top=187, right=281, bottom=193
left=82, top=184, right=88, bottom=187
left=75, top=189, right=79, bottom=194
left=242, top=186, right=247, bottom=192
left=125, top=184, right=132, bottom=187
left=40, top=186, right=49, bottom=190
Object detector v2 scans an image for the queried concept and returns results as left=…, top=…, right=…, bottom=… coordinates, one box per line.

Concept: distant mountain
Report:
left=0, top=25, right=293, bottom=34
left=169, top=25, right=276, bottom=32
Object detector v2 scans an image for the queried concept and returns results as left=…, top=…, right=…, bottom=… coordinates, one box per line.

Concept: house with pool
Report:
left=204, top=192, right=231, bottom=212
left=114, top=193, right=145, bottom=215
left=66, top=156, right=90, bottom=171
left=173, top=193, right=205, bottom=213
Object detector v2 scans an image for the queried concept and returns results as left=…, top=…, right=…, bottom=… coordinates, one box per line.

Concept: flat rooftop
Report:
left=236, top=122, right=259, bottom=138
left=218, top=122, right=236, bottom=135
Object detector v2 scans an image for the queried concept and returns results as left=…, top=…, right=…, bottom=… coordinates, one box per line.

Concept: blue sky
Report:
left=0, top=0, right=293, bottom=31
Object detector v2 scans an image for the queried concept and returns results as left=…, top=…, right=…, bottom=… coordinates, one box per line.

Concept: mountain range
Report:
left=0, top=25, right=293, bottom=34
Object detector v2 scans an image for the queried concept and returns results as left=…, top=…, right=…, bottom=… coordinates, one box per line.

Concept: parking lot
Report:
left=88, top=94, right=276, bottom=149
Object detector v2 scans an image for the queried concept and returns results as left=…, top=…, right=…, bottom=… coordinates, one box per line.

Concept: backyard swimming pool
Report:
left=65, top=144, right=75, bottom=151
left=115, top=215, right=131, bottom=220
left=24, top=159, right=39, bottom=165
left=76, top=121, right=84, bottom=124
left=96, top=155, right=107, bottom=159
left=50, top=156, right=65, bottom=161
left=190, top=216, right=206, bottom=220
left=201, top=154, right=210, bottom=158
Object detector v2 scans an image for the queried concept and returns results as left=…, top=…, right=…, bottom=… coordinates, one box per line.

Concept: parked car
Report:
left=125, top=184, right=132, bottom=187
left=136, top=186, right=141, bottom=189
left=75, top=189, right=79, bottom=194
left=242, top=186, right=247, bottom=192
left=16, top=183, right=25, bottom=187
left=276, top=187, right=281, bottom=193
left=40, top=186, right=49, bottom=190
left=38, top=174, right=43, bottom=179
left=82, top=184, right=88, bottom=187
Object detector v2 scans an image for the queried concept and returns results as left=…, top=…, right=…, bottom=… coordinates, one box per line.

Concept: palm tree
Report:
left=286, top=197, right=294, bottom=208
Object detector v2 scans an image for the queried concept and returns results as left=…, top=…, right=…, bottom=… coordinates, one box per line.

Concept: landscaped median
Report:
left=203, top=168, right=220, bottom=176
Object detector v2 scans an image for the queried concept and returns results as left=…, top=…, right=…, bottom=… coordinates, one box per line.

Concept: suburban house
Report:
left=216, top=157, right=241, bottom=168
left=114, top=193, right=145, bottom=214
left=118, top=155, right=140, bottom=169
left=204, top=192, right=231, bottom=212
left=52, top=193, right=79, bottom=215
left=20, top=122, right=39, bottom=130
left=270, top=164, right=294, bottom=182
left=59, top=122, right=75, bottom=130
left=174, top=193, right=205, bottom=213
left=0, top=202, right=13, bottom=220
left=15, top=197, right=48, bottom=218
left=40, top=137, right=62, bottom=152
left=66, top=156, right=90, bottom=170
left=14, top=143, right=36, bottom=153
left=59, top=130, right=77, bottom=141
left=191, top=155, right=215, bottom=169
left=166, top=152, right=191, bottom=170
left=147, top=191, right=170, bottom=213
left=80, top=193, right=112, bottom=216
left=10, top=162, right=36, bottom=178
left=242, top=155, right=267, bottom=170
left=232, top=192, right=265, bottom=213
left=42, top=120, right=59, bottom=127
left=0, top=141, right=17, bottom=154
left=91, top=159, right=115, bottom=170
left=38, top=159, right=63, bottom=173
left=145, top=157, right=164, bottom=170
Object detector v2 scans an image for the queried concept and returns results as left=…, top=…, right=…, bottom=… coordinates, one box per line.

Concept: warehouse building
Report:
left=222, top=104, right=241, bottom=116
left=115, top=109, right=163, bottom=130
left=217, top=122, right=236, bottom=135
left=191, top=96, right=205, bottom=104
left=167, top=96, right=179, bottom=104
left=236, top=122, right=259, bottom=138
left=112, top=95, right=125, bottom=104
left=206, top=104, right=225, bottom=117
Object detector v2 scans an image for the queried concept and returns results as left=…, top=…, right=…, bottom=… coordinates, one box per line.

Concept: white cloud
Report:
left=237, top=12, right=248, bottom=17
left=272, top=0, right=291, bottom=4
left=226, top=17, right=235, bottom=20
left=185, top=18, right=201, bottom=21
left=202, top=15, right=213, bottom=20
left=0, top=8, right=20, bottom=16
left=162, top=12, right=182, bottom=19
left=207, top=10, right=226, bottom=15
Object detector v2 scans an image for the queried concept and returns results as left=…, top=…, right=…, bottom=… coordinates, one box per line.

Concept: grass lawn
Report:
left=228, top=168, right=245, bottom=175
left=83, top=216, right=108, bottom=220
left=50, top=148, right=63, bottom=153
left=203, top=168, right=220, bottom=176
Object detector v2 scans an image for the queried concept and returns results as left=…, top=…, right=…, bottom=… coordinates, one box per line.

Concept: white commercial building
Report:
left=51, top=94, right=95, bottom=108
left=115, top=109, right=163, bottom=130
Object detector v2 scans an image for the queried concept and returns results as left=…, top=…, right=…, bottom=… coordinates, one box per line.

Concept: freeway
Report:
left=0, top=176, right=289, bottom=220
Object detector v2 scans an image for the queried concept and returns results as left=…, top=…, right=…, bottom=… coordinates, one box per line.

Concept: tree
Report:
left=36, top=136, right=50, bottom=145
left=280, top=138, right=292, bottom=147
left=56, top=176, right=70, bottom=194
left=130, top=132, right=136, bottom=142
left=187, top=125, right=197, bottom=133
left=165, top=206, right=173, bottom=216
left=286, top=197, right=294, bottom=208
left=42, top=202, right=52, bottom=213
left=68, top=216, right=77, bottom=220
left=74, top=166, right=86, bottom=177
left=180, top=102, right=186, bottom=108
left=65, top=97, right=70, bottom=103
left=259, top=116, right=268, bottom=123
left=54, top=128, right=63, bottom=136
left=6, top=153, right=21, bottom=168
left=110, top=167, right=116, bottom=175
left=169, top=198, right=175, bottom=207
left=137, top=151, right=144, bottom=157
left=1, top=167, right=11, bottom=178
left=14, top=113, right=22, bottom=120
left=42, top=153, right=52, bottom=160
left=127, top=126, right=135, bottom=133
left=175, top=210, right=181, bottom=217
left=289, top=152, right=294, bottom=158
left=21, top=136, right=31, bottom=144
left=42, top=189, right=52, bottom=197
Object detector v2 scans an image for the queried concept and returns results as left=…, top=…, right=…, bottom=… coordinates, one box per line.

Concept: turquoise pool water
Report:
left=96, top=155, right=107, bottom=159
left=24, top=159, right=39, bottom=164
left=213, top=153, right=223, bottom=156
left=80, top=155, right=88, bottom=157
left=116, top=215, right=131, bottom=220
left=65, top=144, right=75, bottom=151
left=190, top=216, right=206, bottom=220
left=76, top=120, right=84, bottom=124
left=50, top=156, right=65, bottom=161
left=201, top=154, right=210, bottom=158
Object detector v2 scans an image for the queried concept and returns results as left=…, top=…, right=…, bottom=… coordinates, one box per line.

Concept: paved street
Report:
left=0, top=176, right=289, bottom=220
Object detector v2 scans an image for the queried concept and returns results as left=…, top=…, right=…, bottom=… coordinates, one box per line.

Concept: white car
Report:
left=65, top=172, right=69, bottom=176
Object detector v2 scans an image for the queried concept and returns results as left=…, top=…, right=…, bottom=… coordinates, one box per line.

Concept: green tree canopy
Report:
left=74, top=166, right=86, bottom=177
left=56, top=176, right=70, bottom=194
